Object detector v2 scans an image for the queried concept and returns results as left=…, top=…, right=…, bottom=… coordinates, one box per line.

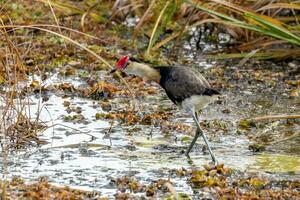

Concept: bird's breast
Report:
left=181, top=95, right=218, bottom=114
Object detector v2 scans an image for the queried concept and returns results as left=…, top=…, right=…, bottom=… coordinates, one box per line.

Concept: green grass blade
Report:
left=184, top=0, right=246, bottom=25
left=206, top=50, right=300, bottom=60
left=146, top=1, right=170, bottom=57
left=185, top=0, right=300, bottom=46
left=245, top=12, right=300, bottom=45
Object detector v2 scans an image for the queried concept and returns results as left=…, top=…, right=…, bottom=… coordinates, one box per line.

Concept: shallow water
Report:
left=1, top=71, right=299, bottom=197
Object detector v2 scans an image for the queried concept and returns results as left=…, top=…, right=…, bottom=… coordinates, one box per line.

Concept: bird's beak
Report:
left=109, top=68, right=117, bottom=74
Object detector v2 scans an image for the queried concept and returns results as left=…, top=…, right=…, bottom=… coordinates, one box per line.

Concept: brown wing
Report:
left=157, top=66, right=220, bottom=104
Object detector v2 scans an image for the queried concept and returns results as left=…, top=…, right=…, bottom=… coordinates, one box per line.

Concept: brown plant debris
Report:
left=0, top=177, right=104, bottom=200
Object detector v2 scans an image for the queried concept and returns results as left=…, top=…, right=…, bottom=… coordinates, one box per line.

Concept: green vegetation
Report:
left=3, top=0, right=298, bottom=60
left=0, top=1, right=299, bottom=199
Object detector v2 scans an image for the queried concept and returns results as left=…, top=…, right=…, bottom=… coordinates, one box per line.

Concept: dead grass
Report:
left=0, top=177, right=104, bottom=199
left=107, top=0, right=300, bottom=58
left=2, top=0, right=300, bottom=61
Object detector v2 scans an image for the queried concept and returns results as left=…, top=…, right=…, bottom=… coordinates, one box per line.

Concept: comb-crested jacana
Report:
left=110, top=56, right=221, bottom=163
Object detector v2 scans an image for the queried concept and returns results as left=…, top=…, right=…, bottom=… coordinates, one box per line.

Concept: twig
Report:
left=269, top=129, right=300, bottom=145
left=105, top=119, right=115, bottom=147
left=133, top=0, right=156, bottom=41
left=45, top=123, right=96, bottom=138
left=245, top=114, right=300, bottom=122
left=42, top=143, right=110, bottom=150
left=107, top=118, right=115, bottom=134
left=46, top=0, right=66, bottom=48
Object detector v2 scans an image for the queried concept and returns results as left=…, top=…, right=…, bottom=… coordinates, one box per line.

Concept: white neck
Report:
left=124, top=62, right=161, bottom=82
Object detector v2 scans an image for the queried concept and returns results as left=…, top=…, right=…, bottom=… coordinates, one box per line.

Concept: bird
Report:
left=110, top=55, right=221, bottom=163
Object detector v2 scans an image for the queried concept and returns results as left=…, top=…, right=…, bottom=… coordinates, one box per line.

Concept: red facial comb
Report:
left=116, top=56, right=129, bottom=69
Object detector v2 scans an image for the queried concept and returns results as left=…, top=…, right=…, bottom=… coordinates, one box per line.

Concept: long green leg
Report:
left=186, top=111, right=217, bottom=163
left=185, top=112, right=202, bottom=156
